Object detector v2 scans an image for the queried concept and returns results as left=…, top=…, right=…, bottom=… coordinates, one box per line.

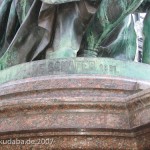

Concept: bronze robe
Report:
left=0, top=0, right=100, bottom=69
left=0, top=0, right=143, bottom=69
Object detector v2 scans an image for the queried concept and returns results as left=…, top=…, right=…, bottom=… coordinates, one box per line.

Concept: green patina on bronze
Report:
left=1, top=58, right=150, bottom=84
left=0, top=0, right=146, bottom=71
left=0, top=0, right=150, bottom=81
left=0, top=0, right=34, bottom=69
left=79, top=0, right=143, bottom=57
left=143, top=9, right=150, bottom=64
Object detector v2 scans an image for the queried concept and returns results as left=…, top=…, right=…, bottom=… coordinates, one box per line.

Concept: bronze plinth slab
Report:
left=0, top=59, right=150, bottom=149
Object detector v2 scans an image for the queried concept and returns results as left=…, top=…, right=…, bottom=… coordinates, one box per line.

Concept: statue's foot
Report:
left=78, top=50, right=98, bottom=57
left=46, top=48, right=77, bottom=59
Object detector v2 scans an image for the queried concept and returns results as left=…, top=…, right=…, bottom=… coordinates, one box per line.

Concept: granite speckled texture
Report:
left=0, top=75, right=150, bottom=149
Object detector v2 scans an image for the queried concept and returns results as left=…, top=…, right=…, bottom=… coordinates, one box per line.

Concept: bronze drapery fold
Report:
left=0, top=0, right=100, bottom=69
left=0, top=0, right=145, bottom=70
left=0, top=0, right=34, bottom=57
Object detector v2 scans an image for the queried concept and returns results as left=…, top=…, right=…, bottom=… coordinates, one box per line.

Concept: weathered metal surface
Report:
left=1, top=58, right=150, bottom=84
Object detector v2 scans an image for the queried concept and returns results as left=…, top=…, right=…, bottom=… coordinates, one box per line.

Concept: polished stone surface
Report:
left=0, top=75, right=150, bottom=149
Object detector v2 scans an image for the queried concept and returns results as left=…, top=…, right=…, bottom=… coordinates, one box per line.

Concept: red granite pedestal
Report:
left=0, top=75, right=150, bottom=149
